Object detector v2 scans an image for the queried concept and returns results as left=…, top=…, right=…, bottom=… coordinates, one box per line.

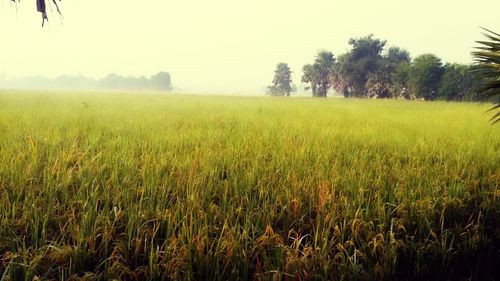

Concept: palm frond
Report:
left=472, top=28, right=500, bottom=123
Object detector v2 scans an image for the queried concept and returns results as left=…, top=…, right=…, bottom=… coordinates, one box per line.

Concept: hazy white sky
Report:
left=1, top=0, right=499, bottom=93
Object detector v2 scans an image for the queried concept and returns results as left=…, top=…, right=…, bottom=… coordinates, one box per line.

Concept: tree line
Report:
left=269, top=34, right=480, bottom=101
left=0, top=72, right=173, bottom=92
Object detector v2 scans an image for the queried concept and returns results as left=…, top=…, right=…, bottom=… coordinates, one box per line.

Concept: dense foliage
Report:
left=302, top=51, right=335, bottom=97
left=304, top=35, right=479, bottom=101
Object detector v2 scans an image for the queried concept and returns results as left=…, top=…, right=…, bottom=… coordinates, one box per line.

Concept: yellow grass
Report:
left=0, top=91, right=499, bottom=280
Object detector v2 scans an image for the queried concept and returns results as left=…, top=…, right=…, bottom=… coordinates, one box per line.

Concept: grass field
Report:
left=0, top=91, right=499, bottom=280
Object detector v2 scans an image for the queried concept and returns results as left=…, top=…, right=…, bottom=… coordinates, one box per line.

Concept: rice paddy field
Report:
left=0, top=91, right=499, bottom=281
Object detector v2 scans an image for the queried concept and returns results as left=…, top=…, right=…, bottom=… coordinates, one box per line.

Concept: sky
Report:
left=1, top=0, right=499, bottom=93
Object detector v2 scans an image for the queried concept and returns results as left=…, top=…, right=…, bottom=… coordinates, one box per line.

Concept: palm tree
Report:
left=472, top=28, right=500, bottom=123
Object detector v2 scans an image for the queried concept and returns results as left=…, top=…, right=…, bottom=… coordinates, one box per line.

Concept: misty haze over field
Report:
left=1, top=0, right=499, bottom=93
left=0, top=72, right=174, bottom=92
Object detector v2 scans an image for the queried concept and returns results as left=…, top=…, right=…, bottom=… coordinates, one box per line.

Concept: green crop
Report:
left=0, top=91, right=498, bottom=280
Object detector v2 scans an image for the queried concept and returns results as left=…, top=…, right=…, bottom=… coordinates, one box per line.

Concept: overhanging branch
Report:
left=10, top=0, right=62, bottom=27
